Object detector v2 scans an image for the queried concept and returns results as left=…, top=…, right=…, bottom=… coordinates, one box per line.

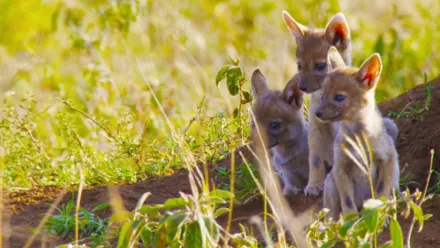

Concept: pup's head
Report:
left=315, top=52, right=382, bottom=123
left=251, top=69, right=305, bottom=148
left=282, top=11, right=351, bottom=93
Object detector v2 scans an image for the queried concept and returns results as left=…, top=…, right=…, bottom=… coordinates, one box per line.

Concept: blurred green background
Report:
left=0, top=0, right=439, bottom=189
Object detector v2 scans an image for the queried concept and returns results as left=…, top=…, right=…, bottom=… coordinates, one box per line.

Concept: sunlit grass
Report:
left=0, top=1, right=439, bottom=246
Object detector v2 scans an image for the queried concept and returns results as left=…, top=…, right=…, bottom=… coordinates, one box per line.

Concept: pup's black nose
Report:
left=299, top=84, right=307, bottom=91
left=315, top=110, right=323, bottom=118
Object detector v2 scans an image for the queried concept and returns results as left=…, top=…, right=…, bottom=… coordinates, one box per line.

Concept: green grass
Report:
left=215, top=162, right=259, bottom=201
left=45, top=198, right=109, bottom=246
left=0, top=0, right=439, bottom=189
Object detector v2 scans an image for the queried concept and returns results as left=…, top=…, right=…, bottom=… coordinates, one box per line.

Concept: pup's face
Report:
left=316, top=53, right=382, bottom=123
left=251, top=70, right=305, bottom=148
left=283, top=11, right=351, bottom=93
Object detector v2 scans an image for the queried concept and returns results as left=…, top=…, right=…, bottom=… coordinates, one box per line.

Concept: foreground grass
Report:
left=0, top=1, right=439, bottom=247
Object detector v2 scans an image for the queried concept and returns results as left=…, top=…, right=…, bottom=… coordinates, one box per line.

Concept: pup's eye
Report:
left=315, top=63, right=327, bottom=71
left=297, top=62, right=302, bottom=70
left=270, top=121, right=281, bottom=129
left=334, top=94, right=346, bottom=102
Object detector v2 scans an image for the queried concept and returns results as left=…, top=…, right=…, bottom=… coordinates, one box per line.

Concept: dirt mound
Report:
left=4, top=76, right=440, bottom=247
left=378, top=76, right=440, bottom=189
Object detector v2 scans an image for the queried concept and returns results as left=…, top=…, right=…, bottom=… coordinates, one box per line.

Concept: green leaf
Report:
left=380, top=241, right=392, bottom=248
left=202, top=216, right=220, bottom=243
left=362, top=199, right=382, bottom=232
left=232, top=107, right=239, bottom=118
left=424, top=214, right=433, bottom=221
left=321, top=241, right=337, bottom=248
left=166, top=212, right=190, bottom=244
left=117, top=222, right=132, bottom=248
left=163, top=197, right=188, bottom=209
left=318, top=208, right=330, bottom=220
left=206, top=196, right=226, bottom=205
left=141, top=227, right=153, bottom=247
left=228, top=55, right=240, bottom=66
left=211, top=189, right=233, bottom=199
left=226, top=66, right=242, bottom=96
left=360, top=243, right=372, bottom=248
left=214, top=208, right=230, bottom=218
left=238, top=223, right=246, bottom=233
left=129, top=219, right=148, bottom=247
left=389, top=218, right=404, bottom=248
left=409, top=201, right=424, bottom=232
left=216, top=65, right=231, bottom=86
left=339, top=219, right=356, bottom=237
left=109, top=212, right=133, bottom=223
left=184, top=221, right=203, bottom=248
left=139, top=206, right=159, bottom=217
left=153, top=226, right=168, bottom=248
left=93, top=203, right=111, bottom=212
left=242, top=90, right=252, bottom=104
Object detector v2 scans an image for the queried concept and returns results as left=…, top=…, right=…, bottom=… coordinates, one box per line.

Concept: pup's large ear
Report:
left=282, top=11, right=308, bottom=43
left=355, top=53, right=382, bottom=90
left=327, top=46, right=346, bottom=70
left=282, top=74, right=304, bottom=109
left=251, top=68, right=269, bottom=97
left=325, top=13, right=350, bottom=50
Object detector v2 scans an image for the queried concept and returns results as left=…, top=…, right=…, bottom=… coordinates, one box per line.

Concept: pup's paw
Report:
left=304, top=184, right=324, bottom=196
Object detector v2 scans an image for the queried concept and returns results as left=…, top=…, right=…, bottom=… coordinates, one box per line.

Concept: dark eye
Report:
left=315, top=63, right=327, bottom=71
left=270, top=121, right=281, bottom=129
left=334, top=94, right=346, bottom=102
left=297, top=62, right=302, bottom=70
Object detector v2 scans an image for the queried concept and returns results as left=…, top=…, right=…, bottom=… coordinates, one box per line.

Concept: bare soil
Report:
left=3, top=76, right=440, bottom=248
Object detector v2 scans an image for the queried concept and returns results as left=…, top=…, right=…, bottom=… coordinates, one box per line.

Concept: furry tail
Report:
left=383, top=117, right=399, bottom=144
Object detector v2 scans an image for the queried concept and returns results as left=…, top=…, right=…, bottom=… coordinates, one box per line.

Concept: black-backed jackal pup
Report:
left=282, top=11, right=351, bottom=196
left=251, top=69, right=309, bottom=196
left=316, top=50, right=400, bottom=219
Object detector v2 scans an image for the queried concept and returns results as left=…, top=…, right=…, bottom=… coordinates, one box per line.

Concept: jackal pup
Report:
left=282, top=11, right=351, bottom=196
left=316, top=51, right=400, bottom=219
left=251, top=69, right=309, bottom=195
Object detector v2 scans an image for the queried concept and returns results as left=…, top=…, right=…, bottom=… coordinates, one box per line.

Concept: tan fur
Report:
left=283, top=11, right=351, bottom=196
left=316, top=54, right=400, bottom=218
left=251, top=69, right=309, bottom=195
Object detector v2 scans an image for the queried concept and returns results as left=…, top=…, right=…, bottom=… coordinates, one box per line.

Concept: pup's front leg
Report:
left=305, top=127, right=333, bottom=196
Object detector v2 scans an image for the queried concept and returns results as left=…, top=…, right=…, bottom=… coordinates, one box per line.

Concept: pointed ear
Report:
left=282, top=11, right=308, bottom=43
left=355, top=53, right=382, bottom=90
left=325, top=13, right=350, bottom=49
left=251, top=68, right=269, bottom=96
left=327, top=46, right=345, bottom=70
left=282, top=74, right=304, bottom=109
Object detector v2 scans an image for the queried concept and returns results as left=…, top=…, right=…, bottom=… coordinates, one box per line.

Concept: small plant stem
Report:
left=75, top=163, right=85, bottom=246
left=57, top=98, right=117, bottom=142
left=5, top=117, right=51, bottom=161
left=225, top=150, right=235, bottom=237
left=138, top=120, right=149, bottom=165
left=263, top=187, right=269, bottom=239
left=406, top=149, right=434, bottom=247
